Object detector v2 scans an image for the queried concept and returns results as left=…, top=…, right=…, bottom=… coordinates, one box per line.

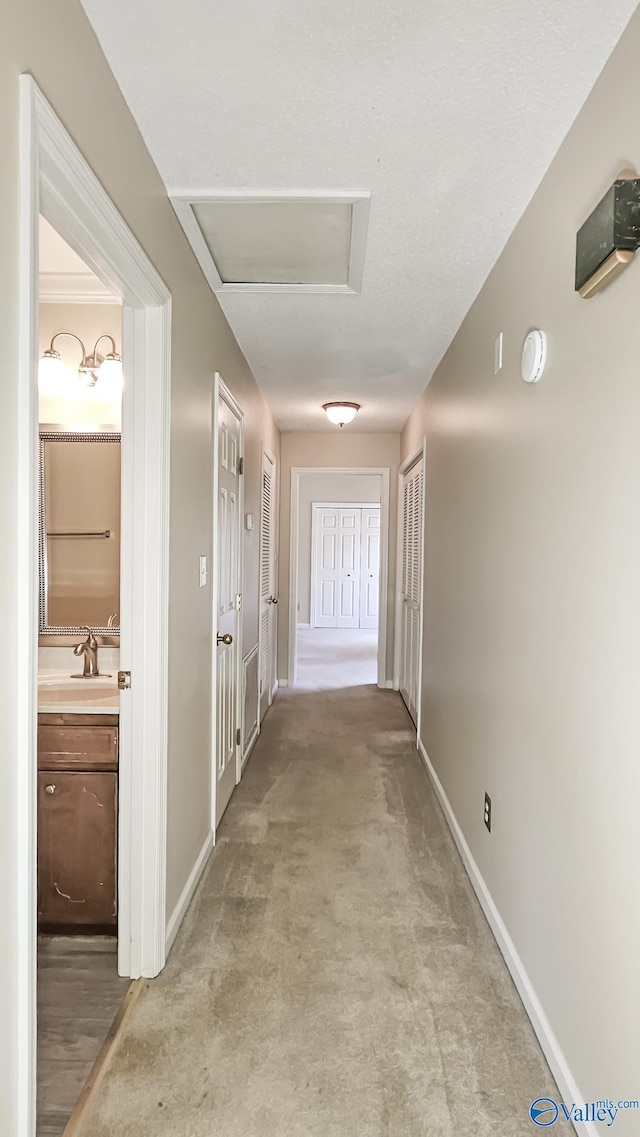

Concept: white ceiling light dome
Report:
left=323, top=401, right=360, bottom=427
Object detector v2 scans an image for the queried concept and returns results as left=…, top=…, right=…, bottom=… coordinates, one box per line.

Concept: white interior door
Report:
left=259, top=448, right=278, bottom=722
left=336, top=509, right=361, bottom=628
left=399, top=457, right=424, bottom=724
left=313, top=505, right=379, bottom=629
left=313, top=507, right=339, bottom=627
left=215, top=385, right=242, bottom=828
left=360, top=507, right=380, bottom=629
left=313, top=507, right=363, bottom=628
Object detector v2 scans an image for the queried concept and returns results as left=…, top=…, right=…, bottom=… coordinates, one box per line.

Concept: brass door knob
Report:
left=217, top=633, right=233, bottom=645
left=45, top=784, right=56, bottom=795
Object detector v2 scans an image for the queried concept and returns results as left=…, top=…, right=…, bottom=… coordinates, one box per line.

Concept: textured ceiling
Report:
left=81, top=0, right=637, bottom=431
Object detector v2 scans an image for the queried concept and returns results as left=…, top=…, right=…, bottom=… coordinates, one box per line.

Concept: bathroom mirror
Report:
left=39, top=430, right=121, bottom=637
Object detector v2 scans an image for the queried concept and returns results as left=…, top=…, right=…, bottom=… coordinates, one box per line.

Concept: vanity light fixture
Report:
left=323, top=401, right=360, bottom=427
left=39, top=331, right=122, bottom=389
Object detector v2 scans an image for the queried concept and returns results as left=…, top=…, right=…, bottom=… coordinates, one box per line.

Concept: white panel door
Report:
left=313, top=506, right=380, bottom=629
left=215, top=389, right=242, bottom=827
left=336, top=509, right=360, bottom=628
left=259, top=448, right=278, bottom=722
left=399, top=457, right=424, bottom=724
left=313, top=508, right=339, bottom=627
left=360, top=507, right=380, bottom=629
left=313, top=508, right=362, bottom=628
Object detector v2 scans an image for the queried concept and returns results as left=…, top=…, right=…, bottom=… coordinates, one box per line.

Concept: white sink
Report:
left=37, top=673, right=119, bottom=711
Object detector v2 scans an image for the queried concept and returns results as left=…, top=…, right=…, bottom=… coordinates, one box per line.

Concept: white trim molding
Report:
left=288, top=467, right=390, bottom=689
left=418, top=739, right=590, bottom=1137
left=165, top=831, right=214, bottom=955
left=18, top=76, right=171, bottom=1137
left=38, top=270, right=117, bottom=304
left=168, top=189, right=371, bottom=295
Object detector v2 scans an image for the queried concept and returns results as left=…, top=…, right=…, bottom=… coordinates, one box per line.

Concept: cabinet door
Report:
left=38, top=772, right=117, bottom=928
left=38, top=724, right=118, bottom=771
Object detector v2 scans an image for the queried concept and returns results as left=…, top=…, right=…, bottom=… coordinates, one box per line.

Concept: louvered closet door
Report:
left=399, top=456, right=424, bottom=724
left=259, top=449, right=278, bottom=723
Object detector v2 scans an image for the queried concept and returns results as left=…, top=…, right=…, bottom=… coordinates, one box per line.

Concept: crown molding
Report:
left=38, top=271, right=118, bottom=304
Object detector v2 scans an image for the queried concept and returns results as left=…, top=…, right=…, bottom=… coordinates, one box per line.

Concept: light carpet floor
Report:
left=76, top=682, right=558, bottom=1136
left=296, top=628, right=378, bottom=689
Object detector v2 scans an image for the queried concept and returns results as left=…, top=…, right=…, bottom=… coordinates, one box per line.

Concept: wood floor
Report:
left=37, top=936, right=130, bottom=1137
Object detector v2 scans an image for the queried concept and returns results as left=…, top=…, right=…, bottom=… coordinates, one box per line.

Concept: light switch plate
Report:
left=494, top=332, right=503, bottom=373
left=199, top=555, right=207, bottom=587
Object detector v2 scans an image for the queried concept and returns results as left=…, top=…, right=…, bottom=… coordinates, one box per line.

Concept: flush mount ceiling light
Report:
left=39, top=331, right=122, bottom=389
left=323, top=401, right=360, bottom=427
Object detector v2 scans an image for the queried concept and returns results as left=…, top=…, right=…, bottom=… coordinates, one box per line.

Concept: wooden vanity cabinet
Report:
left=37, top=713, right=118, bottom=932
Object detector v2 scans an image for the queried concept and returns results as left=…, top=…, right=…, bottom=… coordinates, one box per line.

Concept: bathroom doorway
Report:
left=18, top=79, right=172, bottom=1137
left=36, top=217, right=129, bottom=1136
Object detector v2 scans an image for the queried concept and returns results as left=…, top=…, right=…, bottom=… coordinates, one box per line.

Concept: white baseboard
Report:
left=277, top=678, right=289, bottom=687
left=379, top=679, right=394, bottom=689
left=297, top=622, right=311, bottom=629
left=417, top=739, right=588, bottom=1137
left=165, top=830, right=214, bottom=955
left=241, top=725, right=259, bottom=771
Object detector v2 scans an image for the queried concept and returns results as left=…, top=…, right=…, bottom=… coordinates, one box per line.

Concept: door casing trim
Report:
left=18, top=76, right=171, bottom=1137
left=288, top=467, right=390, bottom=688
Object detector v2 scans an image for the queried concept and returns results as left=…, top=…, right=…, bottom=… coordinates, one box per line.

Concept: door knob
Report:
left=217, top=633, right=233, bottom=645
left=267, top=596, right=279, bottom=605
left=44, top=784, right=56, bottom=795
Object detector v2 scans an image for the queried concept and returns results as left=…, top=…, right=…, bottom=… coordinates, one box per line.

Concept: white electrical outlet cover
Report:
left=521, top=330, right=547, bottom=383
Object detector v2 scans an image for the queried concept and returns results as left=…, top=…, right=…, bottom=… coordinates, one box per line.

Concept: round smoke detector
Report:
left=521, top=330, right=547, bottom=384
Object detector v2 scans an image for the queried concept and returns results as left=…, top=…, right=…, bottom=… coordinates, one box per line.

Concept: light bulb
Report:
left=98, top=355, right=123, bottom=393
left=323, top=402, right=360, bottom=426
left=38, top=351, right=67, bottom=393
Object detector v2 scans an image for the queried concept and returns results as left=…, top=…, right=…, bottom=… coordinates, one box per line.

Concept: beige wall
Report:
left=401, top=10, right=640, bottom=1125
left=278, top=433, right=400, bottom=681
left=0, top=2, right=278, bottom=1125
left=39, top=303, right=123, bottom=427
left=297, top=473, right=382, bottom=624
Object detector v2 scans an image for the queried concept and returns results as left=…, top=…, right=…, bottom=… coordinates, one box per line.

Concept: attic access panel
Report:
left=169, top=192, right=370, bottom=294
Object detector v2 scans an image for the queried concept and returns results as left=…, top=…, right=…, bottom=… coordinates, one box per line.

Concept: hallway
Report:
left=76, top=681, right=557, bottom=1137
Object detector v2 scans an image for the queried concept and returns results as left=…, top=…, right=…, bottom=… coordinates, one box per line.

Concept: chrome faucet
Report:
left=72, top=626, right=110, bottom=678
